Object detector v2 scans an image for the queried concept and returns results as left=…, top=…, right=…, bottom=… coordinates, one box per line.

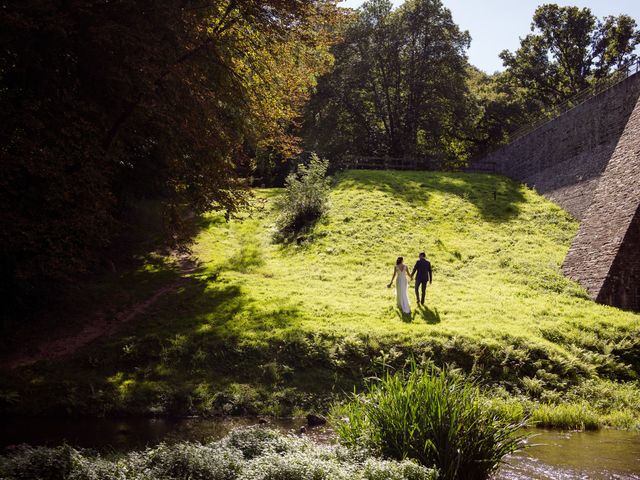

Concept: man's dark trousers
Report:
left=415, top=279, right=427, bottom=305
left=411, top=258, right=432, bottom=305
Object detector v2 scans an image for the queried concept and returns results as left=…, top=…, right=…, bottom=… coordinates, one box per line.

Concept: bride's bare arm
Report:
left=388, top=268, right=396, bottom=287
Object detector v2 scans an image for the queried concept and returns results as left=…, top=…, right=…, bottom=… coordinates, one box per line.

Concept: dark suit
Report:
left=411, top=258, right=432, bottom=304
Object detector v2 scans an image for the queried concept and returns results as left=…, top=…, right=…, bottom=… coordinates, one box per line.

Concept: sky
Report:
left=339, top=0, right=640, bottom=73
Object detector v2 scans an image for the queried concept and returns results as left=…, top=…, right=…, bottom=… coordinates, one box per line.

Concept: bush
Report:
left=275, top=154, right=330, bottom=238
left=238, top=435, right=436, bottom=480
left=0, top=427, right=438, bottom=480
left=0, top=445, right=74, bottom=480
left=241, top=449, right=353, bottom=480
left=146, top=442, right=243, bottom=480
left=332, top=364, right=527, bottom=480
left=221, top=427, right=292, bottom=460
left=360, top=458, right=438, bottom=480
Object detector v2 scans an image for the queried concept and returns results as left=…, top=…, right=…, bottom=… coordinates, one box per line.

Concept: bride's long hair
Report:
left=396, top=256, right=403, bottom=265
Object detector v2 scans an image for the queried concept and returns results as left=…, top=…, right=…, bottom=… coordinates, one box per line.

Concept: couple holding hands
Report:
left=387, top=252, right=433, bottom=314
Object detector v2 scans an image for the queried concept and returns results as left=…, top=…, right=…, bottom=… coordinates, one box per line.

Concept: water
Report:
left=494, top=429, right=640, bottom=480
left=0, top=416, right=330, bottom=452
left=1, top=418, right=639, bottom=478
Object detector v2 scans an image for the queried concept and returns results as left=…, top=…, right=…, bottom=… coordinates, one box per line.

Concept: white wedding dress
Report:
left=395, top=265, right=411, bottom=314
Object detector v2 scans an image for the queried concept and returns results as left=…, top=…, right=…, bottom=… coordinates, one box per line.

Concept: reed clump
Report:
left=333, top=364, right=527, bottom=480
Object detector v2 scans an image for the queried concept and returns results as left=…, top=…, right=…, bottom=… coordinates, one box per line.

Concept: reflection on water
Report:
left=494, top=429, right=640, bottom=480
left=0, top=417, right=332, bottom=452
left=1, top=419, right=639, bottom=478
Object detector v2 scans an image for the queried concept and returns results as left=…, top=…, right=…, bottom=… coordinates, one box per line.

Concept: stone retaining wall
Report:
left=482, top=73, right=640, bottom=221
left=476, top=73, right=640, bottom=311
left=562, top=94, right=640, bottom=311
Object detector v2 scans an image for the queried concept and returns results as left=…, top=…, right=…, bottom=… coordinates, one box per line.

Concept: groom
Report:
left=410, top=252, right=432, bottom=306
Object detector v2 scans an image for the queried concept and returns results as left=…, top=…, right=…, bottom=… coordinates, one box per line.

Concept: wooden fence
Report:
left=464, top=160, right=496, bottom=174
left=340, top=155, right=495, bottom=174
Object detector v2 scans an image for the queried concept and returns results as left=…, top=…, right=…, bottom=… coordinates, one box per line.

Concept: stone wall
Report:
left=599, top=209, right=640, bottom=310
left=482, top=72, right=640, bottom=221
left=562, top=93, right=640, bottom=311
left=476, top=72, right=640, bottom=311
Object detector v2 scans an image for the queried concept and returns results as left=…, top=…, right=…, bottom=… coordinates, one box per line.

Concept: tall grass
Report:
left=333, top=364, right=527, bottom=480
left=532, top=403, right=600, bottom=430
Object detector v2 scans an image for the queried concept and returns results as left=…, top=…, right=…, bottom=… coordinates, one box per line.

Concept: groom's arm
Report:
left=410, top=262, right=418, bottom=278
left=428, top=263, right=433, bottom=283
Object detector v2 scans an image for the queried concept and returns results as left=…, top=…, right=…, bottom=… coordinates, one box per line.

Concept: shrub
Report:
left=145, top=442, right=243, bottom=480
left=332, top=364, right=527, bottom=480
left=221, top=427, right=292, bottom=460
left=237, top=434, right=436, bottom=480
left=360, top=458, right=438, bottom=480
left=0, top=445, right=74, bottom=480
left=241, top=448, right=353, bottom=480
left=275, top=154, right=330, bottom=238
left=0, top=427, right=437, bottom=480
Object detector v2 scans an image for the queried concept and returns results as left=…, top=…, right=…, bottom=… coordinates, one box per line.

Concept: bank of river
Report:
left=1, top=417, right=638, bottom=478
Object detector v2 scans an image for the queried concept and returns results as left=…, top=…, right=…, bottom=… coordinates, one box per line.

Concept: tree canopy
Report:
left=500, top=4, right=640, bottom=107
left=0, top=0, right=340, bottom=311
left=303, top=0, right=473, bottom=163
left=464, top=4, right=640, bottom=153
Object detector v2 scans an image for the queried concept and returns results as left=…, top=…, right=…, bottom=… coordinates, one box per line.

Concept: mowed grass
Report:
left=2, top=170, right=639, bottom=427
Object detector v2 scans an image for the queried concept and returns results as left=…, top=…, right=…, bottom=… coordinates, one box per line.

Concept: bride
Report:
left=387, top=256, right=411, bottom=314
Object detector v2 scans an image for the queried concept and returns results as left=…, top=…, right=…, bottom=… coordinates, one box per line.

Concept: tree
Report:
left=500, top=4, right=640, bottom=108
left=0, top=0, right=339, bottom=314
left=465, top=67, right=542, bottom=154
left=303, top=0, right=472, bottom=163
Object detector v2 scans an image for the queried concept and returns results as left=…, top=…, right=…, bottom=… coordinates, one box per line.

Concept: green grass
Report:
left=332, top=364, right=526, bottom=480
left=1, top=170, right=639, bottom=428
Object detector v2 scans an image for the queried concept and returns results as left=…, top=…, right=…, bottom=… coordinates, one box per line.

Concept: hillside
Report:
left=1, top=170, right=639, bottom=428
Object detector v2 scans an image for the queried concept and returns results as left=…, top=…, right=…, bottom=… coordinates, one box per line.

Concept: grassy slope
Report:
left=2, top=170, right=639, bottom=428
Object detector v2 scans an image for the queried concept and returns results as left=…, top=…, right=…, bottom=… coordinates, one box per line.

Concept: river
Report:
left=1, top=417, right=638, bottom=478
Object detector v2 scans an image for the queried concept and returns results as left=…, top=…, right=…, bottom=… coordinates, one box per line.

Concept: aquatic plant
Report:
left=332, top=364, right=527, bottom=480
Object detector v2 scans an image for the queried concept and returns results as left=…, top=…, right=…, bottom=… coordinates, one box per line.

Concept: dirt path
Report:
left=3, top=255, right=200, bottom=370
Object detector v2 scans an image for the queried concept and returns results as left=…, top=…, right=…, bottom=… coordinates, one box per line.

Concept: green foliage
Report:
left=304, top=0, right=473, bottom=161
left=0, top=428, right=438, bottom=480
left=465, top=67, right=539, bottom=154
left=0, top=445, right=74, bottom=480
left=2, top=171, right=639, bottom=428
left=146, top=443, right=243, bottom=480
left=500, top=4, right=640, bottom=109
left=275, top=154, right=331, bottom=238
left=0, top=0, right=339, bottom=314
left=467, top=4, right=640, bottom=154
left=531, top=403, right=600, bottom=431
left=332, top=364, right=526, bottom=480
left=222, top=427, right=291, bottom=460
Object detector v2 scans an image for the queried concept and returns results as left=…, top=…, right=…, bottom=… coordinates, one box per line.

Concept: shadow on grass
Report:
left=1, top=204, right=232, bottom=349
left=0, top=254, right=184, bottom=364
left=0, top=265, right=310, bottom=415
left=335, top=170, right=526, bottom=222
left=418, top=304, right=441, bottom=324
left=228, top=243, right=264, bottom=272
left=0, top=201, right=321, bottom=417
left=395, top=309, right=413, bottom=323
